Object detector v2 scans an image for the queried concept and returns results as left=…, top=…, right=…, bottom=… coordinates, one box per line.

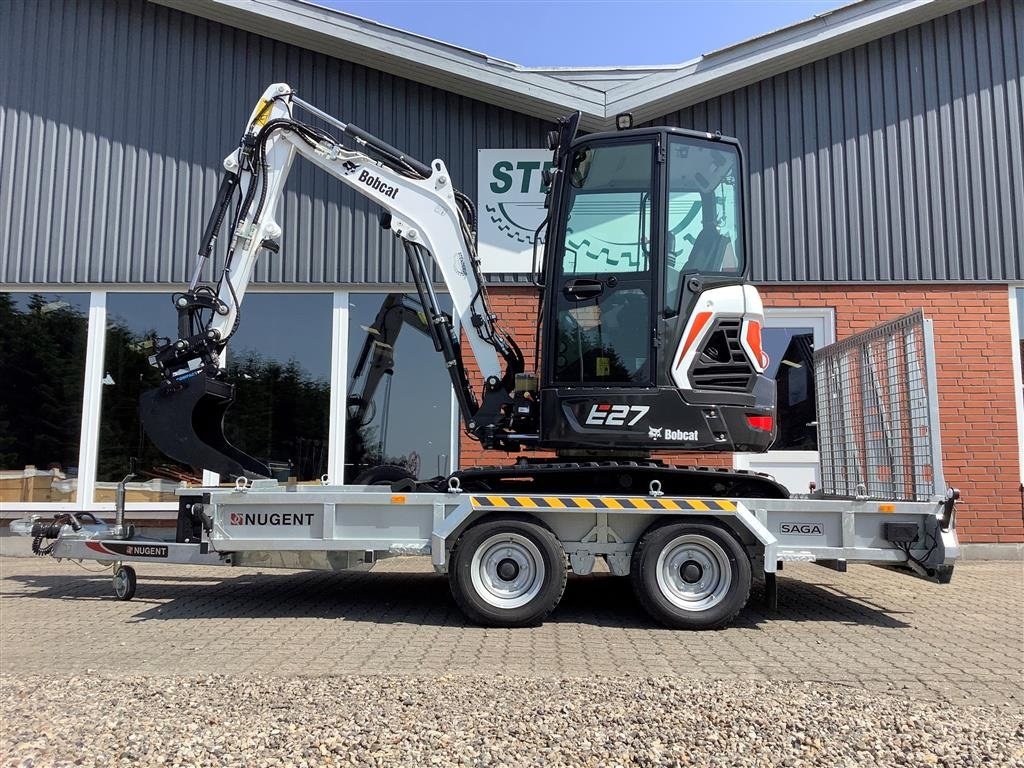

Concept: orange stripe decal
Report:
left=676, top=311, right=713, bottom=368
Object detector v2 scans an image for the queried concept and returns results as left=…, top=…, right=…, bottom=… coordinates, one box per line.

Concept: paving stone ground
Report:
left=1, top=554, right=1021, bottom=706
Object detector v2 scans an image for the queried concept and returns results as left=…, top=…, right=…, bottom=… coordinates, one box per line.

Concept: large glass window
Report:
left=762, top=327, right=817, bottom=450
left=224, top=293, right=333, bottom=483
left=97, top=293, right=195, bottom=502
left=346, top=293, right=454, bottom=482
left=0, top=293, right=89, bottom=502
left=553, top=141, right=654, bottom=385
left=665, top=138, right=743, bottom=313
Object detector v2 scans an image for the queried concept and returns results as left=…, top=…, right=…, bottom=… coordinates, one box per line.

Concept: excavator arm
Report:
left=141, top=83, right=526, bottom=478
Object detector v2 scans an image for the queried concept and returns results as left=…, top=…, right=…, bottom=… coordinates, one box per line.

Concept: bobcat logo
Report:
left=648, top=426, right=663, bottom=441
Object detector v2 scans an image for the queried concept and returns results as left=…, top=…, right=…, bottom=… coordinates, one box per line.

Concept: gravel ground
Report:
left=2, top=674, right=1022, bottom=767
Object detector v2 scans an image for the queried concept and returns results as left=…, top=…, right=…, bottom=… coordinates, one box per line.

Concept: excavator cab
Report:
left=536, top=124, right=776, bottom=454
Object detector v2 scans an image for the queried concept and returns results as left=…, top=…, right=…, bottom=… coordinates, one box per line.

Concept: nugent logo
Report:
left=85, top=541, right=168, bottom=558
left=228, top=512, right=315, bottom=526
left=584, top=404, right=650, bottom=427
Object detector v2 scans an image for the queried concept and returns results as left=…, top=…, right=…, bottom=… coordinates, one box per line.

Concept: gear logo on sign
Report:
left=229, top=512, right=243, bottom=525
left=477, top=149, right=553, bottom=273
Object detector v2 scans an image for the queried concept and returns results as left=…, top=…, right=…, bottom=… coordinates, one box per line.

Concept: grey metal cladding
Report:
left=0, top=0, right=553, bottom=285
left=651, top=0, right=1022, bottom=283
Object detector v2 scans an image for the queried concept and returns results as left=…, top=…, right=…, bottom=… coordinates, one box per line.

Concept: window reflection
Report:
left=0, top=293, right=89, bottom=502
left=346, top=293, right=454, bottom=482
left=762, top=327, right=817, bottom=450
left=224, top=293, right=332, bottom=482
left=97, top=293, right=195, bottom=502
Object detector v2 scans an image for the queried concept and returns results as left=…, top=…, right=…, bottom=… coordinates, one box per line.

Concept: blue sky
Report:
left=319, top=0, right=849, bottom=68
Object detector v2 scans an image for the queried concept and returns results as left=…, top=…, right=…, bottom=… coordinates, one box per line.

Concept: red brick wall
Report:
left=459, top=284, right=1023, bottom=543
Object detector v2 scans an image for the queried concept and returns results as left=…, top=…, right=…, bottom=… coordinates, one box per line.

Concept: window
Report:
left=562, top=142, right=652, bottom=275
left=664, top=138, right=743, bottom=312
left=762, top=327, right=816, bottom=450
left=346, top=293, right=455, bottom=482
left=97, top=293, right=196, bottom=502
left=0, top=293, right=89, bottom=503
left=734, top=308, right=834, bottom=494
left=223, top=293, right=333, bottom=482
left=553, top=141, right=654, bottom=385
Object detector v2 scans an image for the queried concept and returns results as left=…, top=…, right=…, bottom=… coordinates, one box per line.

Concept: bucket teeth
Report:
left=139, top=374, right=270, bottom=479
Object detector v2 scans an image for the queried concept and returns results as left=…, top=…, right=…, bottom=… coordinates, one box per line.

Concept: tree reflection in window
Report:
left=225, top=351, right=330, bottom=481
left=97, top=295, right=197, bottom=501
left=223, top=293, right=332, bottom=483
left=0, top=293, right=88, bottom=502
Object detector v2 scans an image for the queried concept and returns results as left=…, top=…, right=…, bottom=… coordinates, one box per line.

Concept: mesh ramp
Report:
left=814, top=310, right=945, bottom=501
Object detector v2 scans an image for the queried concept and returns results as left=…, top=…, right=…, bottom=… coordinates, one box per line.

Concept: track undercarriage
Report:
left=440, top=459, right=790, bottom=499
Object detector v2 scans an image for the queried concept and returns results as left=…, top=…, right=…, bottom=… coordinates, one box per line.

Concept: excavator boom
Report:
left=142, top=84, right=522, bottom=478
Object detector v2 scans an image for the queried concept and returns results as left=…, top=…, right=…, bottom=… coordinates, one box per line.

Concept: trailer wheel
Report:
left=449, top=518, right=566, bottom=627
left=632, top=522, right=750, bottom=629
left=112, top=565, right=137, bottom=601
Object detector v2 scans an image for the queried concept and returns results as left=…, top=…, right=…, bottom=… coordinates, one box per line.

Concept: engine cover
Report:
left=538, top=380, right=776, bottom=453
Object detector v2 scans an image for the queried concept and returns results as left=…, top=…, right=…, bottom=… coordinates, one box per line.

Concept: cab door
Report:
left=544, top=139, right=659, bottom=389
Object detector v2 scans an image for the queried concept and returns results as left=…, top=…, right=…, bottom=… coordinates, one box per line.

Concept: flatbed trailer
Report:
left=10, top=312, right=961, bottom=629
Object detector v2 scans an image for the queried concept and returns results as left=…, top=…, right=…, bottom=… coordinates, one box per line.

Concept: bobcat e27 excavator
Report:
left=140, top=83, right=785, bottom=499
left=15, top=84, right=960, bottom=629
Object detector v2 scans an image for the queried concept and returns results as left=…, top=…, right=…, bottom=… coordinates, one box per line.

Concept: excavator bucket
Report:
left=139, top=375, right=271, bottom=479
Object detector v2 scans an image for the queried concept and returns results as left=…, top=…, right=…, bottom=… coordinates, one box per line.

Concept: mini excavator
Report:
left=141, top=83, right=785, bottom=498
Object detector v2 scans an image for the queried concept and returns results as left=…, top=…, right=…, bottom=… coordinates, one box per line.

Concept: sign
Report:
left=477, top=149, right=553, bottom=273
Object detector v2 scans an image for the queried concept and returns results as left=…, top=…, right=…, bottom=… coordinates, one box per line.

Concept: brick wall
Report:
left=459, top=284, right=1023, bottom=544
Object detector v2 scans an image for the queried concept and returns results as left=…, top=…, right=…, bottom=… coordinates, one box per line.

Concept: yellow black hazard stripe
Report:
left=470, top=495, right=736, bottom=512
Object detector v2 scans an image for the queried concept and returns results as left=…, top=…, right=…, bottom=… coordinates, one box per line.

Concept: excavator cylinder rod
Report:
left=139, top=375, right=271, bottom=479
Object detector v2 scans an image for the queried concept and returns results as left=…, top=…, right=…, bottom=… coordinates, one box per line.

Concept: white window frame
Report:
left=0, top=284, right=460, bottom=518
left=733, top=307, right=836, bottom=477
left=1010, top=285, right=1024, bottom=485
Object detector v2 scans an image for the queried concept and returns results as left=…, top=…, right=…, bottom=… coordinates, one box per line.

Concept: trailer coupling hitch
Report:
left=139, top=373, right=271, bottom=480
left=25, top=512, right=97, bottom=556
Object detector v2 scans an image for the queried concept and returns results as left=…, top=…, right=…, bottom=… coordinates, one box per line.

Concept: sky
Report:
left=319, top=0, right=849, bottom=68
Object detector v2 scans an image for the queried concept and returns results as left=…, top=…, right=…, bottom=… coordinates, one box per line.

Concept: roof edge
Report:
left=152, top=0, right=984, bottom=129
left=152, top=0, right=608, bottom=126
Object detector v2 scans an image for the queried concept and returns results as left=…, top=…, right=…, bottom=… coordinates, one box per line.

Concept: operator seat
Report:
left=682, top=225, right=729, bottom=274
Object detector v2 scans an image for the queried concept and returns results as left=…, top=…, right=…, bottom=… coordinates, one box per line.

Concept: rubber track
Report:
left=445, top=459, right=790, bottom=499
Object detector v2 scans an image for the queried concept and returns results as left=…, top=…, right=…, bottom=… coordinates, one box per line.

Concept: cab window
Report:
left=664, top=138, right=743, bottom=313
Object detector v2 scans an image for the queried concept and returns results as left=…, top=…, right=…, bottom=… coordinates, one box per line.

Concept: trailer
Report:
left=10, top=312, right=960, bottom=629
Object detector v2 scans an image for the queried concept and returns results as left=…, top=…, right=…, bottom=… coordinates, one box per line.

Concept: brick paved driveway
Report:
left=1, top=555, right=1021, bottom=705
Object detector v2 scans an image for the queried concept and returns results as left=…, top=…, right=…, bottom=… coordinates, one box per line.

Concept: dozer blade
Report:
left=139, top=374, right=271, bottom=479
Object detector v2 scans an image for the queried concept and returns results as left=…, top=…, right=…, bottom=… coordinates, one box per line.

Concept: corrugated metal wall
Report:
left=652, top=0, right=1023, bottom=282
left=0, top=0, right=553, bottom=285
left=1, top=0, right=1021, bottom=285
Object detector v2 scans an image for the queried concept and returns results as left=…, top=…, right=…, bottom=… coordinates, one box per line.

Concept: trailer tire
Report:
left=113, top=565, right=137, bottom=601
left=632, top=522, right=749, bottom=629
left=449, top=518, right=567, bottom=628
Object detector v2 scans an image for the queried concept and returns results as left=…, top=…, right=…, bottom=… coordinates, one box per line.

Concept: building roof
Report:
left=153, top=0, right=981, bottom=129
